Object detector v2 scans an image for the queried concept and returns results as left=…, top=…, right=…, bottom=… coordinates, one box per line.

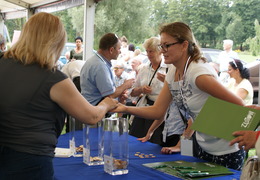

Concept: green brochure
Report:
left=191, top=96, right=260, bottom=141
left=143, top=160, right=233, bottom=179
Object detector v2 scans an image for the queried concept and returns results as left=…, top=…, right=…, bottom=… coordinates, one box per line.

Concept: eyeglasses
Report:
left=158, top=42, right=180, bottom=52
left=113, top=67, right=123, bottom=70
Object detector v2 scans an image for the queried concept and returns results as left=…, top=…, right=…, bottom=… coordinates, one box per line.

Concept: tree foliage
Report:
left=53, top=10, right=77, bottom=42
left=4, top=0, right=260, bottom=56
left=94, top=0, right=153, bottom=49
left=245, top=19, right=260, bottom=56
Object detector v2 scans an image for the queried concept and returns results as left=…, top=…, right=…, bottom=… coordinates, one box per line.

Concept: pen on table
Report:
left=171, top=166, right=194, bottom=169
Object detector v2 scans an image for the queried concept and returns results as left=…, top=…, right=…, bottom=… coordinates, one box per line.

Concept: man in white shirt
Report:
left=217, top=39, right=239, bottom=84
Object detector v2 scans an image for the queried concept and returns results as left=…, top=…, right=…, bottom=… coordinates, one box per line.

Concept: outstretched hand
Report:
left=109, top=103, right=127, bottom=113
left=161, top=146, right=181, bottom=154
left=137, top=133, right=152, bottom=143
left=102, top=97, right=118, bottom=111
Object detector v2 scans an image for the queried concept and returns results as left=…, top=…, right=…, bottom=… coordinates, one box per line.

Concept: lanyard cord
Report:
left=178, top=56, right=191, bottom=99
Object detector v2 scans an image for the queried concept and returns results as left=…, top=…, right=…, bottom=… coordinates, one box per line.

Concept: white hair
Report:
left=223, top=39, right=233, bottom=46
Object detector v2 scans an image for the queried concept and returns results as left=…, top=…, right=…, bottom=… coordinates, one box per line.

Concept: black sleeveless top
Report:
left=0, top=57, right=67, bottom=157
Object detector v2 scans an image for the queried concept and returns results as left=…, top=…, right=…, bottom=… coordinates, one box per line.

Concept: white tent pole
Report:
left=83, top=0, right=95, bottom=61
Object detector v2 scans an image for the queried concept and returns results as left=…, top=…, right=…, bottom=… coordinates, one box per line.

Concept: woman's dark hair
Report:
left=128, top=44, right=135, bottom=52
left=229, top=59, right=250, bottom=79
left=75, top=36, right=83, bottom=42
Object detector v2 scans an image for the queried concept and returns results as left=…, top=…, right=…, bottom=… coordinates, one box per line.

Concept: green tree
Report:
left=185, top=0, right=222, bottom=47
left=245, top=19, right=260, bottom=56
left=151, top=0, right=222, bottom=48
left=67, top=6, right=84, bottom=39
left=4, top=18, right=25, bottom=41
left=53, top=10, right=77, bottom=42
left=94, top=0, right=153, bottom=49
left=225, top=13, right=245, bottom=50
left=232, top=0, right=260, bottom=42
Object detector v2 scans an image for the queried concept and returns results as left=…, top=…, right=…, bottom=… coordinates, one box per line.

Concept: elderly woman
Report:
left=0, top=12, right=117, bottom=179
left=227, top=59, right=253, bottom=105
left=113, top=22, right=245, bottom=170
left=129, top=37, right=168, bottom=145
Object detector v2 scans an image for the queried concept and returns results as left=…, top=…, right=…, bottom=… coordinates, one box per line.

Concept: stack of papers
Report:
left=54, top=147, right=72, bottom=158
left=143, top=160, right=233, bottom=179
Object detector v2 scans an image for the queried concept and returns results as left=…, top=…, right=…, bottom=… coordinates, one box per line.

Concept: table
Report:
left=53, top=131, right=241, bottom=180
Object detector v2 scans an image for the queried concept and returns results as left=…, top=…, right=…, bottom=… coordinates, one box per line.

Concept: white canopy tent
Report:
left=0, top=0, right=102, bottom=60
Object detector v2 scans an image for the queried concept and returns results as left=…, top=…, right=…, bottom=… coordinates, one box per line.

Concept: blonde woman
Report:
left=0, top=12, right=117, bottom=179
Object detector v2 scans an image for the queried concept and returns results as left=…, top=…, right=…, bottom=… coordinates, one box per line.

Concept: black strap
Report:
left=178, top=108, right=188, bottom=129
left=148, top=63, right=160, bottom=86
left=135, top=64, right=160, bottom=104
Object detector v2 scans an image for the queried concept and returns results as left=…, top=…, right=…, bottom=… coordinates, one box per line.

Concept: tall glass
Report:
left=103, top=117, right=129, bottom=175
left=69, top=116, right=83, bottom=157
left=83, top=121, right=104, bottom=166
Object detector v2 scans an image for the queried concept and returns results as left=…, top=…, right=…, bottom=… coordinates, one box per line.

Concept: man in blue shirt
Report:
left=80, top=33, right=134, bottom=105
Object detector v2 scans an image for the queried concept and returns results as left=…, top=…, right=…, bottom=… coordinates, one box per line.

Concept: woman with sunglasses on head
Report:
left=226, top=59, right=253, bottom=105
left=113, top=22, right=246, bottom=170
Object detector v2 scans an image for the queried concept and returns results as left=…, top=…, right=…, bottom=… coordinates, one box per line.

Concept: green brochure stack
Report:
left=143, top=160, right=234, bottom=179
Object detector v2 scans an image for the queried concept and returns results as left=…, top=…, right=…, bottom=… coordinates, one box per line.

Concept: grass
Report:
left=238, top=51, right=260, bottom=63
left=61, top=125, right=67, bottom=135
left=248, top=149, right=256, bottom=157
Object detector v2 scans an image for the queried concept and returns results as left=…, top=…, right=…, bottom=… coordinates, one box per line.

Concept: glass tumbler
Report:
left=83, top=120, right=104, bottom=166
left=103, top=117, right=129, bottom=175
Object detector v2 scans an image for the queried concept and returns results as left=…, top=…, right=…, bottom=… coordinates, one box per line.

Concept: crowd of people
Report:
left=0, top=12, right=259, bottom=179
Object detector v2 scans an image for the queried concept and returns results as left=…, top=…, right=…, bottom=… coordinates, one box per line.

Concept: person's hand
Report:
left=102, top=97, right=118, bottom=111
left=123, top=78, right=135, bottom=89
left=161, top=146, right=181, bottom=154
left=109, top=103, right=127, bottom=113
left=119, top=90, right=128, bottom=104
left=137, top=133, right=153, bottom=143
left=142, top=85, right=152, bottom=94
left=230, top=130, right=258, bottom=151
left=157, top=72, right=166, bottom=82
left=246, top=104, right=260, bottom=110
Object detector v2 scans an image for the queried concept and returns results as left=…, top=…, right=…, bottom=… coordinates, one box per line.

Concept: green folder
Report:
left=143, top=160, right=234, bottom=179
left=191, top=96, right=260, bottom=141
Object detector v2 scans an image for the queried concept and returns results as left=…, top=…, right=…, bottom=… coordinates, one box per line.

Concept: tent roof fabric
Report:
left=0, top=0, right=84, bottom=19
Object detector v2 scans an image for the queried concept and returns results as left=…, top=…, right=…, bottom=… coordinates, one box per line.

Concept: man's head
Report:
left=99, top=33, right=121, bottom=60
left=223, top=39, right=233, bottom=52
left=113, top=62, right=125, bottom=77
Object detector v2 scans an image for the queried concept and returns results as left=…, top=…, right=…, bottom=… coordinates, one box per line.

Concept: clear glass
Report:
left=69, top=116, right=83, bottom=157
left=103, top=117, right=129, bottom=175
left=83, top=121, right=104, bottom=166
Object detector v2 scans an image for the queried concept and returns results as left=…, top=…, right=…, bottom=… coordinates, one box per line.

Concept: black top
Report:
left=0, top=57, right=67, bottom=157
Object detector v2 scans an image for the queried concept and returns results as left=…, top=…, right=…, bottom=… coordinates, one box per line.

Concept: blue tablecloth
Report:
left=53, top=131, right=241, bottom=180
